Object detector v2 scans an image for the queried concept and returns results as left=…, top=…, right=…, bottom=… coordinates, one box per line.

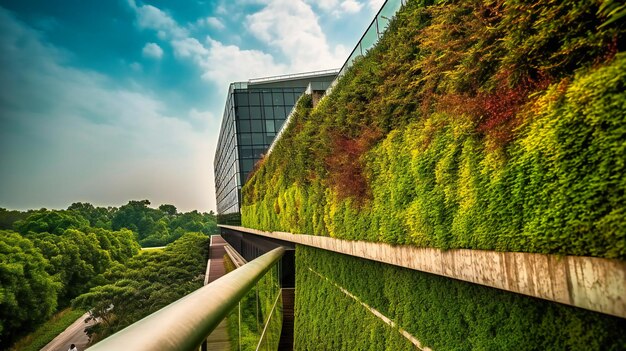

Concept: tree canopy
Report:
left=1, top=200, right=215, bottom=348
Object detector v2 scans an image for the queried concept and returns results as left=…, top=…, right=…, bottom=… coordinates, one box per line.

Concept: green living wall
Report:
left=296, top=246, right=626, bottom=350
left=241, top=0, right=626, bottom=259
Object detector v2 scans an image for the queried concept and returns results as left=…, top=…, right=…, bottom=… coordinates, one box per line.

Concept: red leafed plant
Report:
left=438, top=71, right=551, bottom=148
left=325, top=127, right=383, bottom=203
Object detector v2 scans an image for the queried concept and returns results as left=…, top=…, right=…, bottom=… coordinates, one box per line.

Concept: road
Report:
left=40, top=312, right=93, bottom=351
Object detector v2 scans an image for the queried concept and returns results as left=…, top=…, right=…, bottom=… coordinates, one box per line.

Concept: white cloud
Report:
left=129, top=61, right=143, bottom=72
left=246, top=0, right=346, bottom=71
left=341, top=0, right=363, bottom=13
left=142, top=42, right=164, bottom=59
left=171, top=37, right=209, bottom=58
left=305, top=0, right=364, bottom=16
left=200, top=38, right=287, bottom=86
left=126, top=0, right=321, bottom=89
left=135, top=4, right=188, bottom=39
left=0, top=8, right=216, bottom=212
left=368, top=0, right=384, bottom=12
left=205, top=17, right=225, bottom=30
left=313, top=0, right=339, bottom=11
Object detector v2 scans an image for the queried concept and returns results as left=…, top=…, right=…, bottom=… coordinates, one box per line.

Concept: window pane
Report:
left=242, top=159, right=254, bottom=173
left=240, top=146, right=253, bottom=158
left=265, top=134, right=275, bottom=144
left=284, top=92, right=295, bottom=105
left=272, top=92, right=284, bottom=105
left=249, top=106, right=262, bottom=119
left=275, top=119, right=285, bottom=131
left=262, top=92, right=272, bottom=105
left=251, top=133, right=264, bottom=144
left=265, top=120, right=275, bottom=133
left=274, top=106, right=286, bottom=119
left=251, top=120, right=263, bottom=132
left=238, top=120, right=251, bottom=133
left=235, top=92, right=248, bottom=105
left=264, top=106, right=274, bottom=119
left=249, top=92, right=261, bottom=105
left=238, top=106, right=250, bottom=119
left=239, top=133, right=252, bottom=145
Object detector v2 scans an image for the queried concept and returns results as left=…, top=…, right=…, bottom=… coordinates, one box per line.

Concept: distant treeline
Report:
left=0, top=200, right=217, bottom=349
left=0, top=200, right=218, bottom=247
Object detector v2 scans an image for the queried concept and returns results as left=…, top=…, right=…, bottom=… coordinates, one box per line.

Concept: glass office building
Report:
left=214, top=70, right=338, bottom=219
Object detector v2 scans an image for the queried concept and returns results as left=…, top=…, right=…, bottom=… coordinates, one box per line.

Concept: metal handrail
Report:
left=88, top=247, right=285, bottom=351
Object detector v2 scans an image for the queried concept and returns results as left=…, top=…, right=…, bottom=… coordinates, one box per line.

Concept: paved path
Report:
left=40, top=312, right=93, bottom=351
left=204, top=235, right=230, bottom=351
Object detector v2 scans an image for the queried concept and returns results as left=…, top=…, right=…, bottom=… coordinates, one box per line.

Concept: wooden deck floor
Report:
left=204, top=235, right=230, bottom=351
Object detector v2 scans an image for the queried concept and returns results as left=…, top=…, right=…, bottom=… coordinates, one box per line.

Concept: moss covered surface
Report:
left=295, top=246, right=626, bottom=350
left=242, top=0, right=626, bottom=259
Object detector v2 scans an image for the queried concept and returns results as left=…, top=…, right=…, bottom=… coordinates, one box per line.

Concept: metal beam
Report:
left=88, top=247, right=285, bottom=351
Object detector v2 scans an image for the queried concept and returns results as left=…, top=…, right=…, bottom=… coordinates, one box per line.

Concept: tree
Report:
left=0, top=208, right=30, bottom=230
left=111, top=200, right=162, bottom=241
left=67, top=202, right=114, bottom=229
left=158, top=204, right=177, bottom=216
left=0, top=231, right=60, bottom=349
left=73, top=233, right=209, bottom=342
left=14, top=210, right=89, bottom=235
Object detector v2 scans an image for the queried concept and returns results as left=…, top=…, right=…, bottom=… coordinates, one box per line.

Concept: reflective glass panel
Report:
left=252, top=133, right=264, bottom=144
left=249, top=92, right=261, bottom=105
left=274, top=106, right=286, bottom=119
left=238, top=106, right=250, bottom=119
left=272, top=92, right=284, bottom=105
left=235, top=92, right=248, bottom=105
left=238, top=120, right=251, bottom=133
left=251, top=120, right=263, bottom=132
left=250, top=106, right=263, bottom=119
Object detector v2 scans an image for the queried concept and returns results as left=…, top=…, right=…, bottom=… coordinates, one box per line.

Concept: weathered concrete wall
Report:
left=219, top=225, right=626, bottom=319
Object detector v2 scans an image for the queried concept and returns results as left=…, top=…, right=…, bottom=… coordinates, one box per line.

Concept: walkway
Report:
left=203, top=235, right=230, bottom=351
left=40, top=312, right=94, bottom=351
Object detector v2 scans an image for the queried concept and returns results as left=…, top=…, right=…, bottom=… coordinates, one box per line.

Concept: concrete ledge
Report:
left=219, top=225, right=626, bottom=319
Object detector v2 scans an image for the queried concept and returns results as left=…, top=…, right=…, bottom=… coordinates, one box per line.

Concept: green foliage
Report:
left=1, top=205, right=140, bottom=348
left=14, top=210, right=89, bottom=235
left=599, top=0, right=626, bottom=27
left=0, top=231, right=60, bottom=349
left=0, top=208, right=31, bottom=230
left=1, top=200, right=212, bottom=347
left=242, top=0, right=626, bottom=259
left=296, top=246, right=626, bottom=350
left=25, top=227, right=139, bottom=306
left=72, top=232, right=209, bottom=343
left=9, top=308, right=86, bottom=351
left=68, top=202, right=115, bottom=229
left=112, top=200, right=217, bottom=246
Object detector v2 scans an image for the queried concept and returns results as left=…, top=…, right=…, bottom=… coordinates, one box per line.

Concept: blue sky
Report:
left=0, top=0, right=383, bottom=212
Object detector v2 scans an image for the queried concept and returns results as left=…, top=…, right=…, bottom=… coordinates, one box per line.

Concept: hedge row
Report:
left=242, top=0, right=626, bottom=259
left=295, top=246, right=626, bottom=350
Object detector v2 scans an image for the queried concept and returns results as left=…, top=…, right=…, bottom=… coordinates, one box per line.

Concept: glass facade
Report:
left=214, top=72, right=338, bottom=216
left=336, top=0, right=406, bottom=79
left=235, top=87, right=304, bottom=182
